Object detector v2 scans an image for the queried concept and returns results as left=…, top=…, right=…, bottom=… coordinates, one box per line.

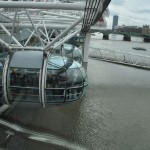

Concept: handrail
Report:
left=89, top=47, right=150, bottom=69
left=90, top=47, right=150, bottom=58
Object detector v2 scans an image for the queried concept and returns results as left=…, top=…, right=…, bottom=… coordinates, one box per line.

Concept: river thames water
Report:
left=0, top=35, right=150, bottom=150
left=90, top=33, right=150, bottom=55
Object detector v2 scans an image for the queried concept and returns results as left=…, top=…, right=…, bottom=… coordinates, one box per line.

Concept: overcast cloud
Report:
left=106, top=0, right=150, bottom=29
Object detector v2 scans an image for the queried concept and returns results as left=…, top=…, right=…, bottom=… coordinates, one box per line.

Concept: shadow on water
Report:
left=0, top=118, right=87, bottom=150
left=1, top=35, right=150, bottom=149
left=1, top=97, right=88, bottom=147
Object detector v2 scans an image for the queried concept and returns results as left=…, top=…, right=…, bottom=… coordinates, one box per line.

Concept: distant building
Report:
left=117, top=25, right=142, bottom=34
left=112, top=15, right=118, bottom=30
left=142, top=25, right=150, bottom=35
left=94, top=8, right=109, bottom=29
left=96, top=16, right=107, bottom=28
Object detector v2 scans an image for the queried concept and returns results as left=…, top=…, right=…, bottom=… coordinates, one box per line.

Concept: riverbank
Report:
left=1, top=58, right=150, bottom=149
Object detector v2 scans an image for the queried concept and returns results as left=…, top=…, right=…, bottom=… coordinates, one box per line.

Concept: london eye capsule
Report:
left=0, top=48, right=87, bottom=107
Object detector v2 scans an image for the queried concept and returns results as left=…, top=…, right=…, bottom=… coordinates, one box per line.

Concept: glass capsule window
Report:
left=46, top=55, right=86, bottom=103
left=9, top=68, right=40, bottom=103
left=63, top=44, right=82, bottom=63
left=8, top=51, right=43, bottom=104
left=0, top=50, right=87, bottom=106
left=65, top=67, right=83, bottom=101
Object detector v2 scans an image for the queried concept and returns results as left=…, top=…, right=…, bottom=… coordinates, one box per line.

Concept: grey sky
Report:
left=106, top=0, right=150, bottom=29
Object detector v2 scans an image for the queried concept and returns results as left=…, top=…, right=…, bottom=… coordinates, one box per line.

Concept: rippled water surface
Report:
left=0, top=35, right=150, bottom=150
left=91, top=33, right=150, bottom=55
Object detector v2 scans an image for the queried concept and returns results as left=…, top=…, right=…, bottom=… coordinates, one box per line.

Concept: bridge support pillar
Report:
left=83, top=33, right=91, bottom=71
left=103, top=34, right=109, bottom=40
left=123, top=35, right=131, bottom=41
left=144, top=38, right=150, bottom=42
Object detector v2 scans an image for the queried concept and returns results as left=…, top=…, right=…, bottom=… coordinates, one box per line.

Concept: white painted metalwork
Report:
left=43, top=21, right=50, bottom=42
left=39, top=11, right=79, bottom=19
left=1, top=23, right=81, bottom=29
left=0, top=39, right=11, bottom=50
left=0, top=2, right=85, bottom=10
left=0, top=5, right=84, bottom=51
left=89, top=47, right=150, bottom=69
left=24, top=21, right=41, bottom=46
left=43, top=15, right=84, bottom=51
left=0, top=0, right=109, bottom=52
left=9, top=10, right=18, bottom=45
left=3, top=56, right=10, bottom=105
left=0, top=23, right=22, bottom=47
left=41, top=52, right=49, bottom=107
left=9, top=46, right=43, bottom=51
left=25, top=9, right=44, bottom=47
left=0, top=0, right=110, bottom=107
left=39, top=69, right=42, bottom=104
left=83, top=33, right=91, bottom=65
left=53, top=28, right=81, bottom=49
left=0, top=104, right=9, bottom=115
left=0, top=13, right=14, bottom=23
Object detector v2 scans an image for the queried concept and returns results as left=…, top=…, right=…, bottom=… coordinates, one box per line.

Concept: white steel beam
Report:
left=27, top=29, right=48, bottom=44
left=25, top=9, right=44, bottom=47
left=0, top=40, right=43, bottom=51
left=19, top=20, right=75, bottom=25
left=0, top=104, right=9, bottom=115
left=17, top=9, right=82, bottom=19
left=28, top=32, right=48, bottom=44
left=53, top=28, right=81, bottom=49
left=44, top=15, right=84, bottom=51
left=0, top=2, right=85, bottom=10
left=0, top=13, right=14, bottom=22
left=24, top=21, right=41, bottom=46
left=3, top=56, right=10, bottom=105
left=41, top=53, right=48, bottom=108
left=38, top=29, right=49, bottom=42
left=9, top=10, right=18, bottom=45
left=83, top=33, right=91, bottom=70
left=0, top=23, right=22, bottom=47
left=43, top=21, right=50, bottom=42
left=11, top=46, right=43, bottom=51
left=18, top=18, right=75, bottom=22
left=1, top=23, right=81, bottom=29
left=49, top=29, right=55, bottom=38
left=0, top=39, right=11, bottom=50
left=39, top=11, right=80, bottom=19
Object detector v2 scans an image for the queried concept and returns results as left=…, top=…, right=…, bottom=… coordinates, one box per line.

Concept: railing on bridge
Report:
left=89, top=47, right=150, bottom=69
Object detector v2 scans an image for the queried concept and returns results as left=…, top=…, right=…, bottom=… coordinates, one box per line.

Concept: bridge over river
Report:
left=96, top=30, right=150, bottom=42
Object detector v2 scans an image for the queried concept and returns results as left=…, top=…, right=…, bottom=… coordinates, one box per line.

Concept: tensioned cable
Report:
left=81, top=0, right=111, bottom=34
left=81, top=0, right=101, bottom=34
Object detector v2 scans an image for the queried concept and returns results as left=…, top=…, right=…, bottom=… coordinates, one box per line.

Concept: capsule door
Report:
left=9, top=68, right=41, bottom=103
left=7, top=51, right=43, bottom=104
